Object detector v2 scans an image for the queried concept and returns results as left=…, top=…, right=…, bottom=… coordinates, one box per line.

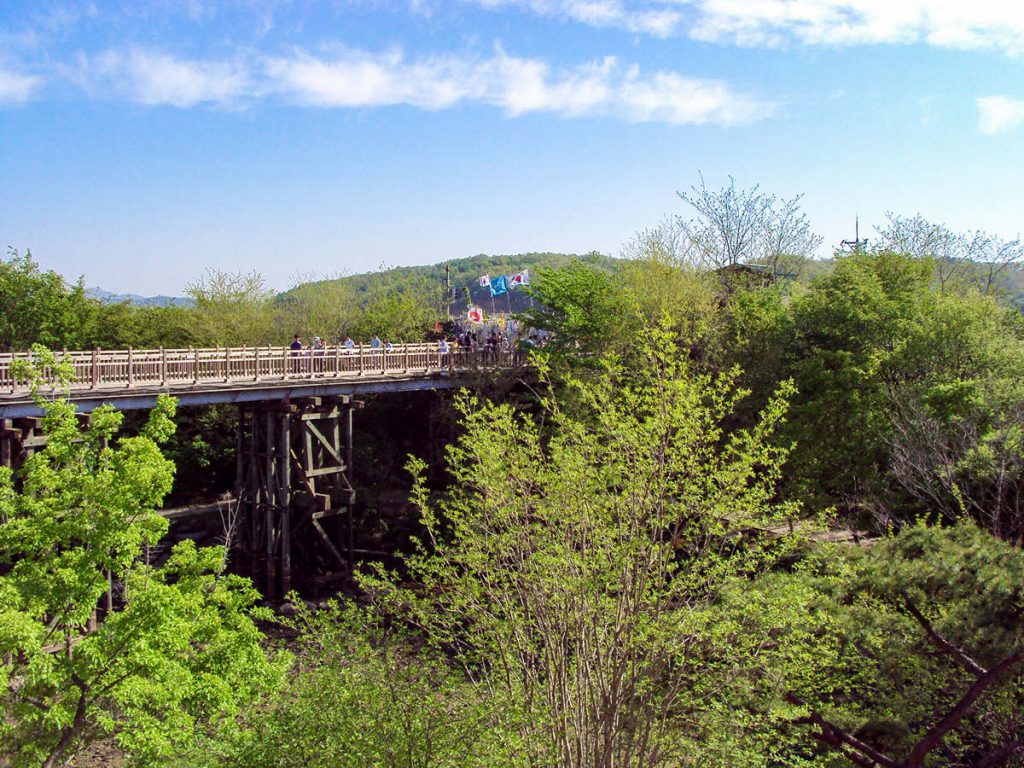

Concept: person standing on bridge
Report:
left=343, top=335, right=355, bottom=354
left=370, top=335, right=382, bottom=355
left=290, top=335, right=303, bottom=353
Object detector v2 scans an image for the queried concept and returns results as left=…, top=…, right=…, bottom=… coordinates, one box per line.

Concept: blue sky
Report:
left=2, top=1, right=1022, bottom=295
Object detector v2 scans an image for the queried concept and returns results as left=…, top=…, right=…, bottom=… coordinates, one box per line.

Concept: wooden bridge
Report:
left=0, top=342, right=519, bottom=418
left=0, top=342, right=525, bottom=596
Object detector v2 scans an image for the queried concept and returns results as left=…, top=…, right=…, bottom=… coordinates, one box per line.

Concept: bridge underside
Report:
left=236, top=396, right=361, bottom=597
left=0, top=372, right=468, bottom=419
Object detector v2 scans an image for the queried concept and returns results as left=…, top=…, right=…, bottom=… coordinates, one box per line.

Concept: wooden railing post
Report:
left=358, top=345, right=364, bottom=375
left=160, top=348, right=167, bottom=384
left=225, top=348, right=231, bottom=383
left=91, top=348, right=100, bottom=389
left=127, top=347, right=134, bottom=387
left=194, top=348, right=200, bottom=384
left=254, top=347, right=261, bottom=381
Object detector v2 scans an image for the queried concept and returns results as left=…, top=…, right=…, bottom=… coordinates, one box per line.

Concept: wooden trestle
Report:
left=0, top=417, right=46, bottom=469
left=234, top=395, right=362, bottom=597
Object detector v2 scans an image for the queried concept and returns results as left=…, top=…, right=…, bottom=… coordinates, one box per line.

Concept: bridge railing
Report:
left=0, top=343, right=520, bottom=395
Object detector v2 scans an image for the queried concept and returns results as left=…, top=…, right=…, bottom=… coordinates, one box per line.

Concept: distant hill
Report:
left=86, top=287, right=194, bottom=308
left=284, top=251, right=619, bottom=314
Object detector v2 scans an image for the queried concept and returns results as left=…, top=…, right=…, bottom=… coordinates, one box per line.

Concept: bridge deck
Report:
left=0, top=343, right=519, bottom=417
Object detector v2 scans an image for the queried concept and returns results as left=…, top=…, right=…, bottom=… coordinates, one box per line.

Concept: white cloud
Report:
left=683, top=0, right=1024, bottom=53
left=265, top=47, right=774, bottom=125
left=78, top=49, right=252, bottom=107
left=0, top=69, right=41, bottom=103
left=618, top=68, right=766, bottom=125
left=265, top=49, right=484, bottom=109
left=977, top=95, right=1024, bottom=135
left=62, top=42, right=774, bottom=125
left=466, top=0, right=684, bottom=36
left=467, top=0, right=1024, bottom=54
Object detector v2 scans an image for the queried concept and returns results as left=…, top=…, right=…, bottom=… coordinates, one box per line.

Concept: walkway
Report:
left=0, top=343, right=520, bottom=417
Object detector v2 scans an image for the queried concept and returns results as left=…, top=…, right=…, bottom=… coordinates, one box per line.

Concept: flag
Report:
left=479, top=274, right=491, bottom=287
left=510, top=269, right=530, bottom=287
left=467, top=306, right=483, bottom=323
left=489, top=275, right=508, bottom=297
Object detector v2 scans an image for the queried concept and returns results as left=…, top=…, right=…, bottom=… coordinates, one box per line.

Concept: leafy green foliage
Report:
left=0, top=349, right=285, bottom=767
left=519, top=258, right=636, bottom=360
left=184, top=269, right=277, bottom=346
left=718, top=249, right=1024, bottom=535
left=707, top=523, right=1024, bottom=767
left=0, top=249, right=99, bottom=352
left=364, top=330, right=801, bottom=767
left=181, top=601, right=520, bottom=768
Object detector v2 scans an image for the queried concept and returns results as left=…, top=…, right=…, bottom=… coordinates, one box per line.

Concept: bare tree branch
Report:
left=902, top=648, right=1024, bottom=767
left=784, top=692, right=900, bottom=768
left=900, top=595, right=987, bottom=676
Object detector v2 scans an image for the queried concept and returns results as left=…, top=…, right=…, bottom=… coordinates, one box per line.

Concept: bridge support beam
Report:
left=235, top=396, right=361, bottom=598
left=0, top=417, right=47, bottom=470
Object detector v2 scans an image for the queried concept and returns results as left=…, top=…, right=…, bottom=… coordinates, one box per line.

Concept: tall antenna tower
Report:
left=841, top=215, right=869, bottom=252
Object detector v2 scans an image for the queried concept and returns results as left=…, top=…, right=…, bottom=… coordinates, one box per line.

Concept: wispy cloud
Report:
left=977, top=96, right=1024, bottom=135
left=684, top=0, right=1024, bottom=54
left=0, top=69, right=41, bottom=103
left=72, top=49, right=253, bottom=107
left=466, top=0, right=1024, bottom=55
left=65, top=45, right=774, bottom=126
left=468, top=0, right=683, bottom=36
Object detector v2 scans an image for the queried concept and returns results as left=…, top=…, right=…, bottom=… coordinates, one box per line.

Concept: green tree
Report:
left=0, top=248, right=99, bottom=352
left=89, top=302, right=194, bottom=350
left=184, top=269, right=276, bottom=346
left=349, top=289, right=442, bottom=343
left=276, top=274, right=358, bottom=342
left=708, top=524, right=1024, bottom=767
left=0, top=350, right=285, bottom=767
left=366, top=331, right=800, bottom=767
left=520, top=258, right=637, bottom=362
left=875, top=212, right=1024, bottom=295
left=182, top=602, right=519, bottom=768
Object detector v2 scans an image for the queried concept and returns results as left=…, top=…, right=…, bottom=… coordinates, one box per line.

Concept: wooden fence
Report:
left=0, top=343, right=518, bottom=396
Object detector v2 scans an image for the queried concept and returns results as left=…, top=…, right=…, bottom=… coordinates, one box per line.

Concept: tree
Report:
left=0, top=349, right=285, bottom=767
left=0, top=248, right=98, bottom=352
left=520, top=258, right=639, bottom=362
left=875, top=212, right=1024, bottom=295
left=89, top=302, right=194, bottom=350
left=884, top=290, right=1024, bottom=540
left=276, top=273, right=358, bottom=342
left=365, top=330, right=800, bottom=767
left=180, top=602, right=519, bottom=768
left=184, top=269, right=276, bottom=346
left=710, top=524, right=1024, bottom=767
left=676, top=175, right=822, bottom=277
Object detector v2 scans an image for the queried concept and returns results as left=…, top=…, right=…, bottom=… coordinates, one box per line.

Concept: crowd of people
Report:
left=287, top=334, right=392, bottom=353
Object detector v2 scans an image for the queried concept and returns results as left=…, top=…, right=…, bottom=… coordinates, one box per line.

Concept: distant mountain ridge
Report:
left=85, top=287, right=194, bottom=307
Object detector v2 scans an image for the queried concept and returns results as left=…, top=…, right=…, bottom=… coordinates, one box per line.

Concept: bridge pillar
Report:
left=235, top=396, right=361, bottom=598
left=0, top=417, right=48, bottom=471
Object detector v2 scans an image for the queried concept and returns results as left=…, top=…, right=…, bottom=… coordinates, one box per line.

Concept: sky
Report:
left=1, top=1, right=1023, bottom=295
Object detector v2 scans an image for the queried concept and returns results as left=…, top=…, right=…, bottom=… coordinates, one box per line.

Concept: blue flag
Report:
left=489, top=274, right=508, bottom=297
